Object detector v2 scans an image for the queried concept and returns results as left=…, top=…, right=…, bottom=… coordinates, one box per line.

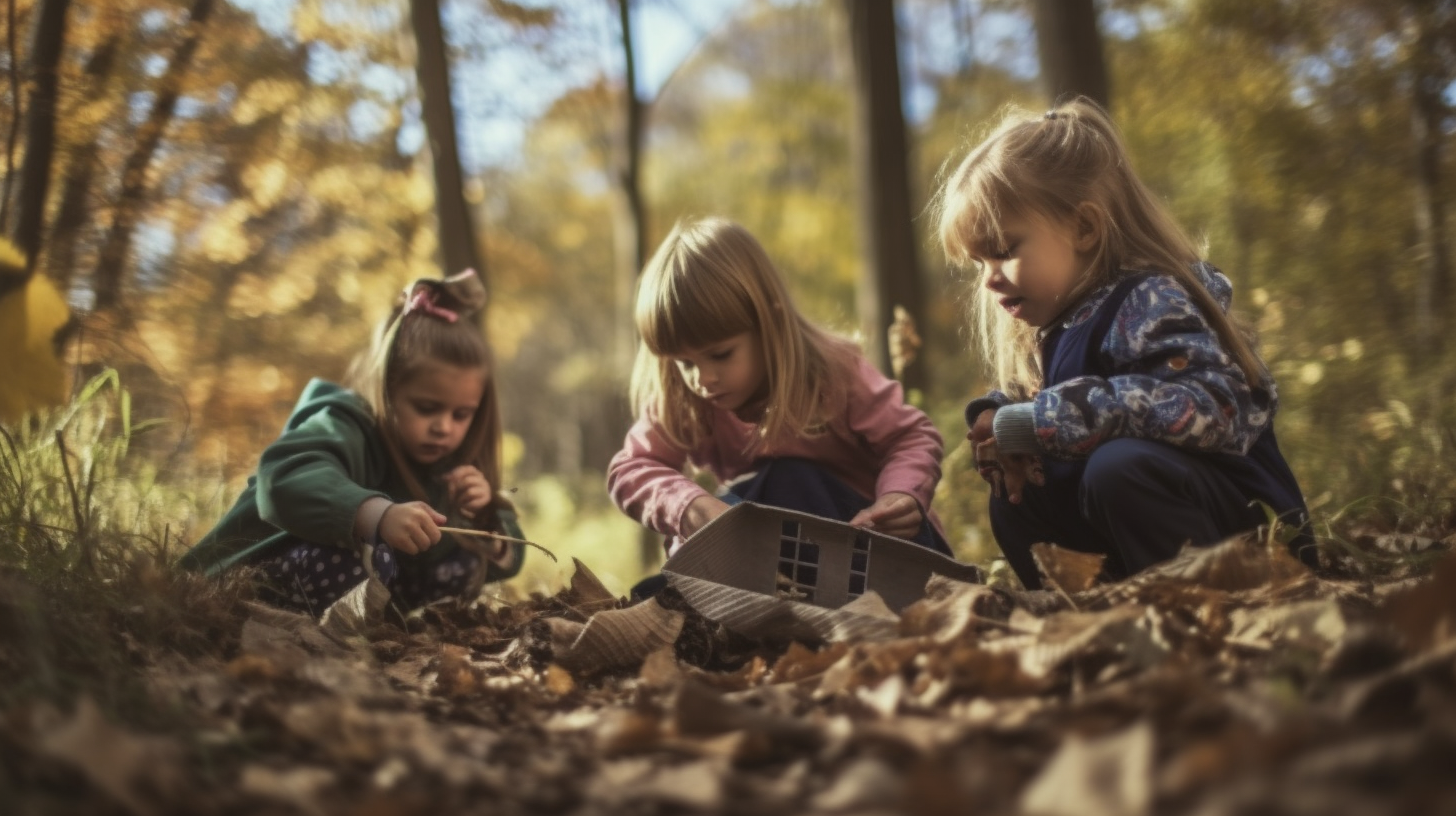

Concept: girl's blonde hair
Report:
left=936, top=96, right=1264, bottom=399
left=346, top=270, right=510, bottom=521
left=630, top=217, right=859, bottom=452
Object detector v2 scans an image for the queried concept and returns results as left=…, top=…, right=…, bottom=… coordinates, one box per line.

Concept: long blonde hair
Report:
left=630, top=217, right=858, bottom=452
left=346, top=270, right=509, bottom=519
left=936, top=97, right=1265, bottom=399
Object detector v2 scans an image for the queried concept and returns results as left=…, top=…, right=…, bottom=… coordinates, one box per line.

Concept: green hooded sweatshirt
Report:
left=179, top=379, right=524, bottom=582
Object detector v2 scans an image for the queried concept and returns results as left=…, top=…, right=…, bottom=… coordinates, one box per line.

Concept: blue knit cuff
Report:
left=991, top=402, right=1038, bottom=455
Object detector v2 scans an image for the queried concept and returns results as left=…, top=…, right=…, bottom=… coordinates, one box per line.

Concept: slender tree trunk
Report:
left=92, top=0, right=215, bottom=312
left=1029, top=0, right=1109, bottom=107
left=8, top=0, right=71, bottom=276
left=0, top=0, right=23, bottom=235
left=43, top=33, right=120, bottom=290
left=409, top=0, right=484, bottom=285
left=614, top=0, right=662, bottom=571
left=614, top=0, right=647, bottom=364
left=844, top=0, right=927, bottom=394
left=1409, top=13, right=1450, bottom=355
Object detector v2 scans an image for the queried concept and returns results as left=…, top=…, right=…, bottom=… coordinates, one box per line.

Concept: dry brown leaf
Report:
left=900, top=575, right=1015, bottom=642
left=1021, top=721, right=1154, bottom=816
left=1032, top=542, right=1107, bottom=594
left=596, top=708, right=666, bottom=755
left=637, top=759, right=726, bottom=810
left=769, top=641, right=850, bottom=685
left=31, top=698, right=181, bottom=816
left=563, top=557, right=620, bottom=614
left=543, top=663, right=575, bottom=695
left=239, top=765, right=335, bottom=816
left=319, top=573, right=391, bottom=639
left=1379, top=552, right=1456, bottom=651
left=554, top=598, right=685, bottom=674
left=813, top=757, right=904, bottom=813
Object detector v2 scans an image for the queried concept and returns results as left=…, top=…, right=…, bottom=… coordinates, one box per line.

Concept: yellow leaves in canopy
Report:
left=307, top=167, right=433, bottom=216
left=234, top=79, right=303, bottom=126
left=244, top=160, right=291, bottom=209
left=226, top=272, right=318, bottom=318
left=0, top=240, right=71, bottom=423
left=202, top=202, right=255, bottom=264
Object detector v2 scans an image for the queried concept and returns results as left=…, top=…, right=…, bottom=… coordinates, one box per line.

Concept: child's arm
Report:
left=255, top=408, right=394, bottom=548
left=607, top=415, right=715, bottom=539
left=993, top=275, right=1273, bottom=460
left=845, top=357, right=945, bottom=514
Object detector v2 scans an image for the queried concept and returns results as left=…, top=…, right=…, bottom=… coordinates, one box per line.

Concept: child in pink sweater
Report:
left=608, top=217, right=950, bottom=564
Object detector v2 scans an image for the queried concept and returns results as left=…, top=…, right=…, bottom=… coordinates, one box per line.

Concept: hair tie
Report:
left=1044, top=110, right=1058, bottom=121
left=403, top=287, right=459, bottom=323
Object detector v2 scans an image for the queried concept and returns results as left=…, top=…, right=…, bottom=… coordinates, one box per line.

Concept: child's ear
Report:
left=1073, top=202, right=1102, bottom=253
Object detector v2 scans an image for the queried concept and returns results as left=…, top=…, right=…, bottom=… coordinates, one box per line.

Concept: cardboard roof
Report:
left=661, top=502, right=984, bottom=643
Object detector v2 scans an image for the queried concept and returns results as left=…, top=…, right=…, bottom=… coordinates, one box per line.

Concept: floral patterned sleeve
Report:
left=1028, top=274, right=1275, bottom=459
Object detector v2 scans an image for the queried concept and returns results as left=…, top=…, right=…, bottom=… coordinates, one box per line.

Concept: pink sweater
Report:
left=607, top=357, right=945, bottom=538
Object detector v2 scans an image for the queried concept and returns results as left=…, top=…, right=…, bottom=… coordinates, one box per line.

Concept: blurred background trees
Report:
left=1, top=0, right=1451, bottom=592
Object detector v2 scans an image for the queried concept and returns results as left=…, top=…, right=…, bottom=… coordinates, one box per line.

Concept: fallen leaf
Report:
left=1032, top=543, right=1106, bottom=594
left=32, top=698, right=181, bottom=816
left=1021, top=721, right=1154, bottom=816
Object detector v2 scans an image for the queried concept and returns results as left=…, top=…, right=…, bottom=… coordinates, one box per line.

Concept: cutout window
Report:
left=776, top=522, right=819, bottom=603
left=848, top=533, right=872, bottom=598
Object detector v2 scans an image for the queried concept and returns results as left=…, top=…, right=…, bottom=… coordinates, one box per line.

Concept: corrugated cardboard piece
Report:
left=662, top=502, right=983, bottom=642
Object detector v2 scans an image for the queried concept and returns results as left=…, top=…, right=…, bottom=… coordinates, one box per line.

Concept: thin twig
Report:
left=440, top=526, right=557, bottom=563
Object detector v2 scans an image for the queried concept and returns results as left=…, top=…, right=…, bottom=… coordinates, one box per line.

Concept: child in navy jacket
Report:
left=936, top=98, right=1311, bottom=588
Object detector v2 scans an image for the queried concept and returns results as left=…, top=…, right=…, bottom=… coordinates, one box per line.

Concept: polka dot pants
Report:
left=255, top=543, right=480, bottom=616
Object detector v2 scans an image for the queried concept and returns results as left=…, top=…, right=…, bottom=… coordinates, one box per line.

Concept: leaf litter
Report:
left=4, top=535, right=1456, bottom=815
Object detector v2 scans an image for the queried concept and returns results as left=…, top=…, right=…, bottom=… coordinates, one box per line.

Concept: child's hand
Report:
left=974, top=437, right=1045, bottom=504
left=682, top=495, right=731, bottom=537
left=444, top=465, right=493, bottom=520
left=849, top=492, right=923, bottom=539
left=967, top=407, right=996, bottom=446
left=378, top=501, right=446, bottom=555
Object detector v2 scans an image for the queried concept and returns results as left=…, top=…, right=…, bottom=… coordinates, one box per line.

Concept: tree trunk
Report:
left=0, top=0, right=23, bottom=236
left=844, top=0, right=927, bottom=394
left=43, top=33, right=120, bottom=290
left=1029, top=0, right=1109, bottom=107
left=614, top=0, right=647, bottom=364
left=92, top=0, right=215, bottom=312
left=1409, top=10, right=1451, bottom=356
left=409, top=0, right=485, bottom=286
left=7, top=0, right=71, bottom=279
left=614, top=0, right=663, bottom=571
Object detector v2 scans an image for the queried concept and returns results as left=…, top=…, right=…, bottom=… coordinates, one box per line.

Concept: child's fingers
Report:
left=444, top=465, right=477, bottom=482
left=873, top=495, right=921, bottom=527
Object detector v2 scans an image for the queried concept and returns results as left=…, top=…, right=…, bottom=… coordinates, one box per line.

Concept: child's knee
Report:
left=1081, top=439, right=1183, bottom=512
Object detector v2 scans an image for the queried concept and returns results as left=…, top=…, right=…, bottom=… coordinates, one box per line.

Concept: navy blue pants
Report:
left=254, top=542, right=480, bottom=617
left=990, top=439, right=1265, bottom=589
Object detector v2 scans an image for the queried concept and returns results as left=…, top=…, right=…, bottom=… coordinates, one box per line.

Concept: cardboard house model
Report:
left=662, top=502, right=983, bottom=643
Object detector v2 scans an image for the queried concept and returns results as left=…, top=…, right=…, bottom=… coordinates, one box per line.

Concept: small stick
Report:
left=440, top=526, right=557, bottom=562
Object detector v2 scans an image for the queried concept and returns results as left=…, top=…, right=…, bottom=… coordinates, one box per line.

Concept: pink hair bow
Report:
left=403, top=287, right=459, bottom=323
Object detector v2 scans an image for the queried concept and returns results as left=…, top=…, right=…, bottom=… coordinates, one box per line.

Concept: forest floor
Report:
left=3, top=523, right=1456, bottom=816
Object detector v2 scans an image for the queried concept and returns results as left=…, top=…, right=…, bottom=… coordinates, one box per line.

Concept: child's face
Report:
left=671, top=332, right=767, bottom=416
left=975, top=211, right=1091, bottom=327
left=390, top=361, right=487, bottom=466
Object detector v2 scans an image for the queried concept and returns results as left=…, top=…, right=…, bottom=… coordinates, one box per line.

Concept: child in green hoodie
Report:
left=181, top=269, right=524, bottom=615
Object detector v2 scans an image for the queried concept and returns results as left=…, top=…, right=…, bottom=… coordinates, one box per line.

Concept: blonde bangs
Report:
left=636, top=253, right=757, bottom=357
left=630, top=216, right=853, bottom=454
